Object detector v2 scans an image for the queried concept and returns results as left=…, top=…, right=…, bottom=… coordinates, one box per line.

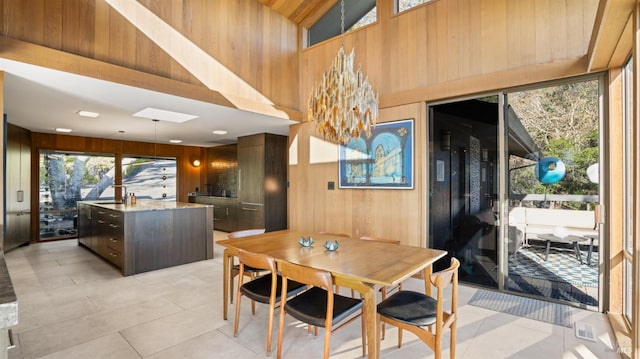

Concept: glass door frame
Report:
left=500, top=74, right=604, bottom=310
left=427, top=73, right=605, bottom=311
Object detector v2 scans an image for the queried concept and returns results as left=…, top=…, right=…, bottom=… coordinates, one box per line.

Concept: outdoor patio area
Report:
left=507, top=243, right=599, bottom=307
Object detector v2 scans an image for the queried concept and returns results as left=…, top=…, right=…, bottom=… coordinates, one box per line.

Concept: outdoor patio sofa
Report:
left=508, top=207, right=597, bottom=247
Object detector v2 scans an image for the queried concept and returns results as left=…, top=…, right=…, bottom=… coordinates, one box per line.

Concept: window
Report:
left=39, top=152, right=115, bottom=240
left=122, top=157, right=176, bottom=201
left=397, top=0, right=434, bottom=13
left=307, top=0, right=376, bottom=47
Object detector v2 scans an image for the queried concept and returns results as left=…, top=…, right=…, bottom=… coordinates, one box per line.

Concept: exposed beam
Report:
left=587, top=0, right=635, bottom=71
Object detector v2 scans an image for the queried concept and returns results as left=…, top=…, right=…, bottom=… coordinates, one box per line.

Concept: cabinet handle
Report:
left=109, top=224, right=120, bottom=228
left=226, top=208, right=229, bottom=216
left=238, top=169, right=242, bottom=191
left=241, top=207, right=258, bottom=211
left=109, top=238, right=119, bottom=243
left=98, top=220, right=106, bottom=224
left=7, top=329, right=15, bottom=349
left=98, top=211, right=106, bottom=215
left=110, top=252, right=118, bottom=258
left=109, top=214, right=119, bottom=218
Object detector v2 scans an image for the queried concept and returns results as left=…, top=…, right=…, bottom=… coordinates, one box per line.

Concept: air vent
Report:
left=575, top=322, right=596, bottom=342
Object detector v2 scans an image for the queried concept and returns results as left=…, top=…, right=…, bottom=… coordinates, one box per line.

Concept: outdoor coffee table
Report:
left=537, top=234, right=589, bottom=264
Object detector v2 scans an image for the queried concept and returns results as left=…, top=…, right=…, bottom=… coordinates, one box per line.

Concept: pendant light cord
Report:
left=340, top=0, right=345, bottom=48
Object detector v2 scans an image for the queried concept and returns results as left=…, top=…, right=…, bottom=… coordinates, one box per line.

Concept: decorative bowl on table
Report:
left=299, top=236, right=314, bottom=247
left=323, top=240, right=339, bottom=252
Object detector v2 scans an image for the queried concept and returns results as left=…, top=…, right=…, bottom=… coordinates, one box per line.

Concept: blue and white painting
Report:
left=338, top=119, right=414, bottom=189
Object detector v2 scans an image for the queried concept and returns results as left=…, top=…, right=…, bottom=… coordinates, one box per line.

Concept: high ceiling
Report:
left=0, top=59, right=295, bottom=148
left=257, top=0, right=337, bottom=25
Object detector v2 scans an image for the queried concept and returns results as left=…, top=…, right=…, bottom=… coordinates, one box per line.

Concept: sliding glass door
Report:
left=428, top=75, right=602, bottom=308
left=504, top=78, right=600, bottom=307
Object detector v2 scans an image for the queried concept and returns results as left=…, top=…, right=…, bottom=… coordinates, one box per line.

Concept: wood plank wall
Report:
left=0, top=0, right=299, bottom=111
left=292, top=0, right=600, bottom=243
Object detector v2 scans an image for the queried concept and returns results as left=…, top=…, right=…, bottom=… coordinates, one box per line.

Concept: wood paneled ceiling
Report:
left=258, top=0, right=337, bottom=26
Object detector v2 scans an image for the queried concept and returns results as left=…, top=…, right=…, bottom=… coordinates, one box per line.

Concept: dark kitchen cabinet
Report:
left=206, top=144, right=237, bottom=198
left=4, top=123, right=31, bottom=252
left=78, top=202, right=213, bottom=276
left=236, top=133, right=287, bottom=232
left=212, top=198, right=237, bottom=232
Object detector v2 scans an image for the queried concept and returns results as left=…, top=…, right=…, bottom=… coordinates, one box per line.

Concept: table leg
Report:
left=361, top=285, right=379, bottom=359
left=545, top=240, right=551, bottom=261
left=223, top=249, right=232, bottom=320
left=423, top=265, right=433, bottom=297
left=341, top=279, right=377, bottom=359
left=573, top=242, right=583, bottom=265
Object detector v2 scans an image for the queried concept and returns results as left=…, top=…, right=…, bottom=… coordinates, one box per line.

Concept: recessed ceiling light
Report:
left=133, top=107, right=199, bottom=123
left=55, top=128, right=72, bottom=133
left=213, top=130, right=228, bottom=135
left=169, top=139, right=182, bottom=144
left=77, top=110, right=100, bottom=118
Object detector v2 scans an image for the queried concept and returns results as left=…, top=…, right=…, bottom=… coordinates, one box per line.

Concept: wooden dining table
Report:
left=217, top=229, right=447, bottom=359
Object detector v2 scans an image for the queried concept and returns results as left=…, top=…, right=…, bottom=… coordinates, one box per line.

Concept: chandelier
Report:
left=308, top=0, right=378, bottom=144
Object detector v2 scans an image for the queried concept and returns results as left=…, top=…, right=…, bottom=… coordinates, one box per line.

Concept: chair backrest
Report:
left=278, top=260, right=333, bottom=291
left=430, top=257, right=460, bottom=316
left=430, top=257, right=460, bottom=289
left=237, top=249, right=276, bottom=272
left=359, top=236, right=400, bottom=244
left=228, top=228, right=266, bottom=238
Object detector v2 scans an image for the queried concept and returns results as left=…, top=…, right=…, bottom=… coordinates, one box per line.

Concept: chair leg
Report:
left=380, top=287, right=387, bottom=340
left=233, top=278, right=243, bottom=337
left=277, top=302, right=286, bottom=359
left=266, top=298, right=276, bottom=355
left=323, top=324, right=332, bottom=359
left=230, top=275, right=235, bottom=304
left=361, top=305, right=366, bottom=357
left=450, top=321, right=457, bottom=359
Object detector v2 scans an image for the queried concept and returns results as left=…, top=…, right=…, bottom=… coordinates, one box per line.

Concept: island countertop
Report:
left=79, top=200, right=212, bottom=212
left=77, top=201, right=214, bottom=276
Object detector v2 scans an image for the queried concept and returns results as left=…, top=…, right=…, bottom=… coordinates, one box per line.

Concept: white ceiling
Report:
left=1, top=59, right=295, bottom=147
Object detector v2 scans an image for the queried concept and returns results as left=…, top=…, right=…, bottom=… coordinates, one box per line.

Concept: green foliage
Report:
left=508, top=80, right=599, bottom=207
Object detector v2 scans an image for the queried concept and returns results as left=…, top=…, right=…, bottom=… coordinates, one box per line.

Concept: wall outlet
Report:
left=328, top=181, right=335, bottom=190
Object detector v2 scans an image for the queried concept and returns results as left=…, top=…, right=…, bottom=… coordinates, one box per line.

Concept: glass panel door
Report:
left=428, top=96, right=500, bottom=288
left=504, top=79, right=600, bottom=307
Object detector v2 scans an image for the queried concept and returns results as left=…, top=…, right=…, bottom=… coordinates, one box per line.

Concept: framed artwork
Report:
left=338, top=119, right=414, bottom=189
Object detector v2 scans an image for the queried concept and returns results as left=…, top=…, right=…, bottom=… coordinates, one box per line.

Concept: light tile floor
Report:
left=3, top=231, right=621, bottom=358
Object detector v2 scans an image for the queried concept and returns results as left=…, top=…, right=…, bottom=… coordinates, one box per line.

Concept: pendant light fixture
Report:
left=308, top=0, right=378, bottom=144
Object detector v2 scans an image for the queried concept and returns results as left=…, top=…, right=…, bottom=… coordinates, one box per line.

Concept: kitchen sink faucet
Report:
left=112, top=185, right=127, bottom=204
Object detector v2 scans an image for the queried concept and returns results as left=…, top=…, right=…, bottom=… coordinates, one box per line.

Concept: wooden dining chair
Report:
left=228, top=228, right=266, bottom=304
left=376, top=257, right=459, bottom=359
left=359, top=235, right=402, bottom=339
left=234, top=249, right=306, bottom=356
left=276, top=261, right=366, bottom=359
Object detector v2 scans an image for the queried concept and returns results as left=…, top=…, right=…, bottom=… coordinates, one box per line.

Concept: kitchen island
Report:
left=77, top=200, right=213, bottom=276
